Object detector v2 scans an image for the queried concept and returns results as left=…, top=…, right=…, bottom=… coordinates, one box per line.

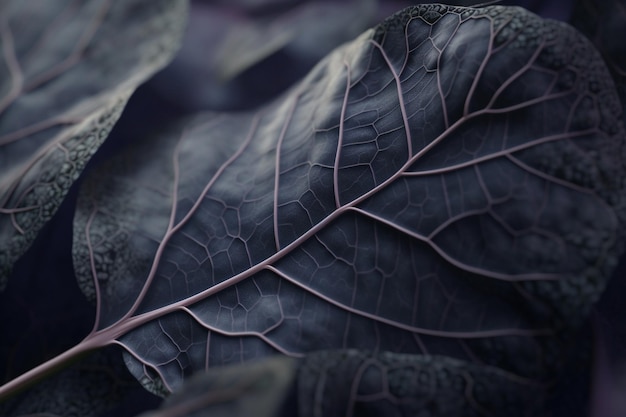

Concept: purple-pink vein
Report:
left=333, top=61, right=352, bottom=208
left=273, top=96, right=300, bottom=252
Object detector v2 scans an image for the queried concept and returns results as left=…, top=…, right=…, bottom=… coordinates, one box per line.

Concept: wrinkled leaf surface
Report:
left=0, top=0, right=187, bottom=287
left=139, top=349, right=546, bottom=417
left=73, top=4, right=626, bottom=410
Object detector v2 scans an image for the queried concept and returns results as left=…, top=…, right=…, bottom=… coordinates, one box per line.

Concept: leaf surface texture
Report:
left=73, top=4, right=626, bottom=409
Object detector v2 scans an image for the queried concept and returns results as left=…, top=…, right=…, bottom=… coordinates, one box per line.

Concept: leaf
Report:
left=0, top=0, right=188, bottom=288
left=295, top=350, right=546, bottom=417
left=0, top=347, right=157, bottom=417
left=1, top=2, right=619, bottom=412
left=137, top=349, right=546, bottom=417
left=136, top=355, right=297, bottom=417
left=569, top=0, right=626, bottom=120
left=567, top=3, right=626, bottom=416
left=75, top=1, right=626, bottom=395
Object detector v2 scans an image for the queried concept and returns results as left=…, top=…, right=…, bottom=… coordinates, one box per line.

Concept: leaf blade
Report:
left=72, top=4, right=626, bottom=410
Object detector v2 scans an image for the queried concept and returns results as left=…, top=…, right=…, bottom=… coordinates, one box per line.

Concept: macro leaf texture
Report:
left=570, top=0, right=626, bottom=120
left=568, top=2, right=626, bottom=415
left=293, top=350, right=545, bottom=416
left=0, top=0, right=626, bottom=417
left=69, top=4, right=626, bottom=409
left=0, top=0, right=188, bottom=288
left=139, top=350, right=547, bottom=417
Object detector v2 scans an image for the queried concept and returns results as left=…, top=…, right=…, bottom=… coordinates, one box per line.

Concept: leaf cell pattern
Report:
left=73, top=4, right=626, bottom=406
left=0, top=0, right=188, bottom=288
left=296, top=350, right=546, bottom=417
left=570, top=0, right=626, bottom=121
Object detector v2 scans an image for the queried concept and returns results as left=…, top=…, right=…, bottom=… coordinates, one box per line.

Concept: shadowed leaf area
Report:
left=0, top=0, right=188, bottom=288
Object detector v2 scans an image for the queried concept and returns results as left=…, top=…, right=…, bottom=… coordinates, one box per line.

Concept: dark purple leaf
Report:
left=136, top=355, right=297, bottom=417
left=71, top=2, right=625, bottom=402
left=2, top=4, right=624, bottom=416
left=0, top=347, right=159, bottom=417
left=295, top=350, right=546, bottom=416
left=0, top=0, right=188, bottom=288
left=139, top=349, right=547, bottom=417
left=568, top=2, right=626, bottom=416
